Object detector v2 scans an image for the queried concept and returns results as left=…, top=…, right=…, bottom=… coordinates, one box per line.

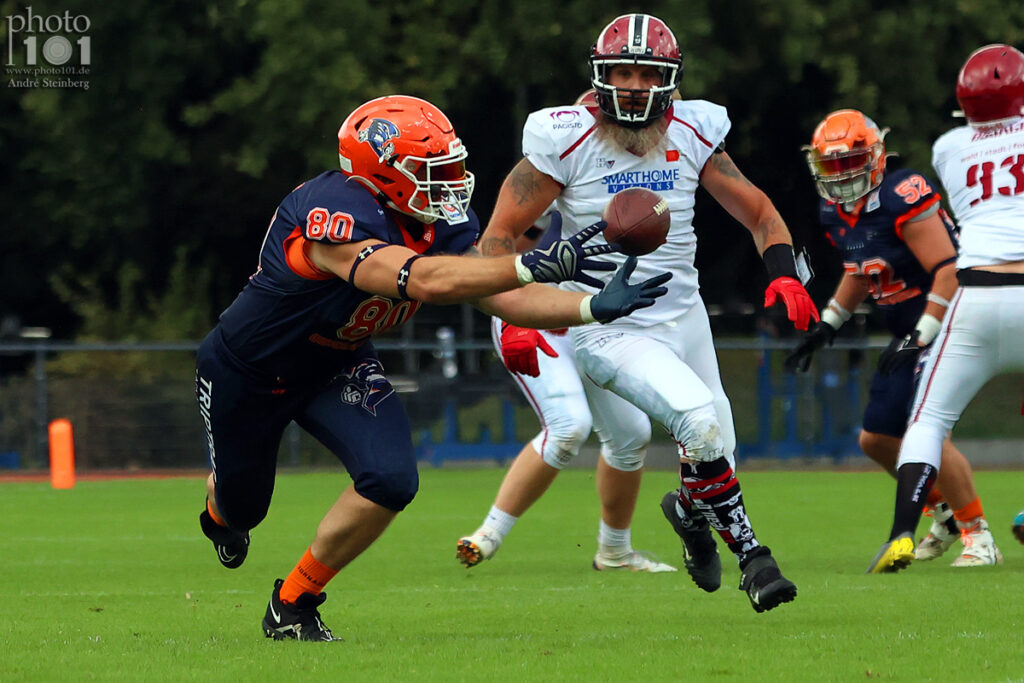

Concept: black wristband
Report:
left=763, top=244, right=799, bottom=280
left=397, top=255, right=422, bottom=301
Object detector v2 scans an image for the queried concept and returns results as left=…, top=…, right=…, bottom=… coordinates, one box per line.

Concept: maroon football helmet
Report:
left=956, top=44, right=1024, bottom=126
left=590, top=14, right=682, bottom=128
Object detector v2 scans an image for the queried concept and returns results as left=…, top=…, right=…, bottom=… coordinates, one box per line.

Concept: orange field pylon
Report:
left=48, top=418, right=75, bottom=489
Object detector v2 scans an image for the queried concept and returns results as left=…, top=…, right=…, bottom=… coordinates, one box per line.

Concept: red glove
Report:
left=500, top=323, right=558, bottom=377
left=764, top=277, right=819, bottom=332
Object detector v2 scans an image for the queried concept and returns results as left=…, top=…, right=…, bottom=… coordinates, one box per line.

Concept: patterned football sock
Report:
left=681, top=457, right=760, bottom=560
left=889, top=463, right=937, bottom=541
left=672, top=486, right=700, bottom=530
left=279, top=547, right=339, bottom=605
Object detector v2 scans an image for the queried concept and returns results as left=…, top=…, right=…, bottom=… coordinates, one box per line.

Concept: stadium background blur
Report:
left=1, top=1, right=1022, bottom=472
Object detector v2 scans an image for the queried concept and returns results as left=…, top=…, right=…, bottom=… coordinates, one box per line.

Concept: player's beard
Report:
left=595, top=113, right=670, bottom=157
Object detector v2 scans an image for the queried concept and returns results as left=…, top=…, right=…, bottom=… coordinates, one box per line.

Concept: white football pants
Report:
left=570, top=300, right=737, bottom=467
left=898, top=285, right=1024, bottom=470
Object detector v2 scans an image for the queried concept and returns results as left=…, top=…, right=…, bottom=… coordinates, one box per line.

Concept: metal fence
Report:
left=0, top=332, right=914, bottom=472
left=6, top=326, right=1024, bottom=473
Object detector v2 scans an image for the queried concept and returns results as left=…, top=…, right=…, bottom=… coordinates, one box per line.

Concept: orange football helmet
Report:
left=338, top=95, right=475, bottom=224
left=956, top=44, right=1024, bottom=126
left=804, top=109, right=890, bottom=204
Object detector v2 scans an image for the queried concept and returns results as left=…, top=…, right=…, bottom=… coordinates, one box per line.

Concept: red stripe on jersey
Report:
left=283, top=225, right=333, bottom=280
left=910, top=288, right=964, bottom=423
left=894, top=194, right=940, bottom=241
left=666, top=110, right=714, bottom=149
left=558, top=124, right=598, bottom=160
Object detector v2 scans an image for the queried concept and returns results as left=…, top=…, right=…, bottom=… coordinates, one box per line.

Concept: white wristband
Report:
left=579, top=295, right=596, bottom=324
left=926, top=292, right=950, bottom=308
left=821, top=298, right=851, bottom=330
left=914, top=313, right=943, bottom=346
left=514, top=255, right=534, bottom=285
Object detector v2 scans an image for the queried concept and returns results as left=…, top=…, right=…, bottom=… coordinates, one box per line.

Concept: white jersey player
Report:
left=469, top=93, right=671, bottom=577
left=458, top=13, right=817, bottom=613
left=870, top=44, right=1024, bottom=573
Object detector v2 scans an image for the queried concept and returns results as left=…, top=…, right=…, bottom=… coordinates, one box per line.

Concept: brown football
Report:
left=601, top=187, right=671, bottom=256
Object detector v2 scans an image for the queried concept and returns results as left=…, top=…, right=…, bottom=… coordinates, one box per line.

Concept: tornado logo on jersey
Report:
left=358, top=119, right=401, bottom=163
left=339, top=359, right=394, bottom=416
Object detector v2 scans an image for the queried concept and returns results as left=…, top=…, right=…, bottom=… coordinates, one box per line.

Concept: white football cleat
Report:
left=951, top=519, right=1003, bottom=567
left=592, top=550, right=677, bottom=573
left=456, top=527, right=502, bottom=568
left=915, top=503, right=958, bottom=561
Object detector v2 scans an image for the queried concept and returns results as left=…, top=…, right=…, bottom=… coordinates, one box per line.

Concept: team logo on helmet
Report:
left=358, top=119, right=401, bottom=163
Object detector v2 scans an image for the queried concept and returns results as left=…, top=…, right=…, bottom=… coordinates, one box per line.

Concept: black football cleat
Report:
left=660, top=489, right=722, bottom=592
left=262, top=578, right=341, bottom=642
left=739, top=546, right=797, bottom=613
left=199, top=508, right=249, bottom=569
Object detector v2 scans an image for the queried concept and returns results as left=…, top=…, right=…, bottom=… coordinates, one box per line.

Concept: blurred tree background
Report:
left=2, top=0, right=1023, bottom=341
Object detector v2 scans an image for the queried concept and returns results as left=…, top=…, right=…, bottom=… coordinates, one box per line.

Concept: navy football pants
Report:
left=862, top=361, right=917, bottom=438
left=195, top=334, right=418, bottom=532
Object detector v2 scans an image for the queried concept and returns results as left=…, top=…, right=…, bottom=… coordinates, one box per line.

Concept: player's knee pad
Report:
left=536, top=412, right=592, bottom=469
left=353, top=466, right=419, bottom=512
left=712, top=396, right=736, bottom=459
left=599, top=425, right=651, bottom=472
left=671, top=404, right=724, bottom=463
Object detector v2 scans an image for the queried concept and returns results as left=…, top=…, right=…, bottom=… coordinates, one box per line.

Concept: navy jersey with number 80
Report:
left=215, top=170, right=479, bottom=380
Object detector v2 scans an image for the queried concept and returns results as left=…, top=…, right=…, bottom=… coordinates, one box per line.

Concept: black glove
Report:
left=590, top=256, right=673, bottom=322
left=877, top=330, right=924, bottom=375
left=517, top=211, right=617, bottom=288
left=784, top=321, right=837, bottom=373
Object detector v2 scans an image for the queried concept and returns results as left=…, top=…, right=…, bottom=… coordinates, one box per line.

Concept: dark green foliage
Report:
left=2, top=0, right=1023, bottom=338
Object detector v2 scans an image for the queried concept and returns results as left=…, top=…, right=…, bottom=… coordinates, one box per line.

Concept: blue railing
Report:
left=0, top=334, right=887, bottom=469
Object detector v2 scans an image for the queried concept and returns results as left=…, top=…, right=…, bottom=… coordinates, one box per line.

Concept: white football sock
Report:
left=483, top=506, right=518, bottom=539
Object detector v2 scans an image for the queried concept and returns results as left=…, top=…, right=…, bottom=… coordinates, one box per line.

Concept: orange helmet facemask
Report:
left=338, top=95, right=475, bottom=224
left=803, top=109, right=890, bottom=205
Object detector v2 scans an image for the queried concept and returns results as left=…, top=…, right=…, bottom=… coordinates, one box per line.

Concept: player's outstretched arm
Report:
left=478, top=158, right=563, bottom=257
left=307, top=217, right=616, bottom=305
left=700, top=150, right=819, bottom=331
left=785, top=274, right=870, bottom=372
left=478, top=257, right=672, bottom=329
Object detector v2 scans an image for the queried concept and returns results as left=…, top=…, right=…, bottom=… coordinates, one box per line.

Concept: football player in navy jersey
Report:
left=786, top=109, right=999, bottom=567
left=195, top=94, right=672, bottom=641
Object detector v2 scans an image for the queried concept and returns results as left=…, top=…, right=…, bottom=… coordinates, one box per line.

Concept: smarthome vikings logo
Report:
left=5, top=6, right=91, bottom=90
left=358, top=118, right=401, bottom=163
left=339, top=360, right=394, bottom=416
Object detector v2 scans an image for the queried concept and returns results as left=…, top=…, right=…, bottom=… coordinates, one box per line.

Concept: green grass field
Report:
left=3, top=467, right=1022, bottom=682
